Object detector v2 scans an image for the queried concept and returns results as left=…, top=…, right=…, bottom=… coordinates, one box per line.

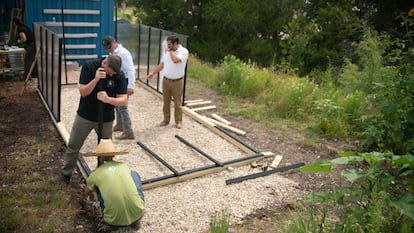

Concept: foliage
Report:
left=189, top=22, right=414, bottom=152
left=297, top=151, right=414, bottom=232
left=215, top=55, right=272, bottom=99
left=7, top=36, right=26, bottom=48
left=209, top=210, right=235, bottom=233
left=286, top=205, right=332, bottom=233
left=130, top=0, right=413, bottom=78
left=281, top=1, right=363, bottom=76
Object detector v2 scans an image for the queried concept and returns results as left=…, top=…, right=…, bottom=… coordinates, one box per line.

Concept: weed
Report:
left=209, top=210, right=235, bottom=233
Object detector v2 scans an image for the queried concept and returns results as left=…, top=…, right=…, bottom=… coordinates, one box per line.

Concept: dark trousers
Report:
left=24, top=42, right=38, bottom=79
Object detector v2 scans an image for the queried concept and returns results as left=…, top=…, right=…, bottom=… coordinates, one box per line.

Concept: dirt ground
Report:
left=0, top=75, right=354, bottom=232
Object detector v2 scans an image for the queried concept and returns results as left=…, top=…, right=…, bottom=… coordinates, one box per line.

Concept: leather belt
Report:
left=164, top=76, right=183, bottom=81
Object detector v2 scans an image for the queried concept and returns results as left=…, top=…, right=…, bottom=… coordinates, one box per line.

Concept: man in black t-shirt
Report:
left=52, top=54, right=127, bottom=184
left=12, top=17, right=38, bottom=79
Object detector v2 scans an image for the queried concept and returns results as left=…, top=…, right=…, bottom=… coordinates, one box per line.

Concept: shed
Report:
left=3, top=0, right=115, bottom=64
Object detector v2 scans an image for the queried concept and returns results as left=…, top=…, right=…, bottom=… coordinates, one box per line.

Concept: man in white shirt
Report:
left=146, top=35, right=189, bottom=129
left=102, top=36, right=136, bottom=139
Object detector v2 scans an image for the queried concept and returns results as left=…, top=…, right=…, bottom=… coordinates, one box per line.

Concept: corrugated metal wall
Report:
left=25, top=0, right=114, bottom=64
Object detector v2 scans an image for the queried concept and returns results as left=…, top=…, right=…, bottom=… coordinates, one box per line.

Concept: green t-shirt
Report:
left=87, top=161, right=145, bottom=226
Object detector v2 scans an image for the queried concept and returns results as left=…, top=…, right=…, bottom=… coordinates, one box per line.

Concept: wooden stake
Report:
left=184, top=99, right=204, bottom=103
left=211, top=113, right=231, bottom=125
left=269, top=155, right=283, bottom=169
left=182, top=106, right=253, bottom=154
left=20, top=48, right=41, bottom=96
left=186, top=100, right=212, bottom=107
left=191, top=105, right=216, bottom=112
left=205, top=116, right=246, bottom=136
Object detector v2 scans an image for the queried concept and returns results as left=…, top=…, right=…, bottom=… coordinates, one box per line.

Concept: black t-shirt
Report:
left=17, top=25, right=35, bottom=44
left=77, top=59, right=127, bottom=122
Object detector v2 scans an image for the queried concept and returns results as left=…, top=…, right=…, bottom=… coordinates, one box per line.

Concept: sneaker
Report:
left=113, top=125, right=123, bottom=132
left=50, top=174, right=71, bottom=184
left=115, top=132, right=135, bottom=140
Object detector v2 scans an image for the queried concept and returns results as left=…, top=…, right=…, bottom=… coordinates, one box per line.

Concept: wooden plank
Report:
left=211, top=113, right=231, bottom=125
left=186, top=100, right=212, bottom=107
left=191, top=105, right=216, bottom=112
left=137, top=81, right=163, bottom=99
left=182, top=106, right=254, bottom=154
left=142, top=152, right=274, bottom=190
left=205, top=117, right=246, bottom=136
left=56, top=122, right=70, bottom=145
left=80, top=149, right=130, bottom=157
left=269, top=155, right=283, bottom=169
left=20, top=48, right=41, bottom=96
left=184, top=99, right=204, bottom=103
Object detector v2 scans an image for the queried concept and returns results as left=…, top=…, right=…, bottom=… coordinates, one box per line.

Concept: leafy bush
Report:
left=297, top=151, right=414, bottom=233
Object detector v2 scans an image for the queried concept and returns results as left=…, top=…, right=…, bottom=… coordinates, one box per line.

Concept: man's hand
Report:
left=146, top=72, right=154, bottom=80
left=127, top=88, right=134, bottom=96
left=97, top=91, right=109, bottom=103
left=95, top=67, right=106, bottom=80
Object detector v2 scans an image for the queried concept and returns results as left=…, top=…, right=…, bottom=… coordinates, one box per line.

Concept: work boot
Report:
left=113, top=125, right=123, bottom=132
left=50, top=174, right=71, bottom=184
left=116, top=132, right=135, bottom=140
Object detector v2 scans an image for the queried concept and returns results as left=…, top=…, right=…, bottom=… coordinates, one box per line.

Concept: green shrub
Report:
left=298, top=151, right=414, bottom=232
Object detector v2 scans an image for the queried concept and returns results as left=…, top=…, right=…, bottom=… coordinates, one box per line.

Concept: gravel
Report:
left=59, top=73, right=306, bottom=233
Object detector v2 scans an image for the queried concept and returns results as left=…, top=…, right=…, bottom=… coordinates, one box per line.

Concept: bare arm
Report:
left=97, top=92, right=128, bottom=106
left=79, top=68, right=106, bottom=97
left=169, top=50, right=182, bottom=64
left=146, top=62, right=164, bottom=80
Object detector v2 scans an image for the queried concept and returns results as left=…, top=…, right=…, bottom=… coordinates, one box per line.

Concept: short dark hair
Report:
left=167, top=35, right=179, bottom=44
left=106, top=54, right=122, bottom=73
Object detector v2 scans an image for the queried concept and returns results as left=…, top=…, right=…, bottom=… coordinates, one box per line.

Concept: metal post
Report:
left=97, top=80, right=104, bottom=167
left=225, top=162, right=305, bottom=185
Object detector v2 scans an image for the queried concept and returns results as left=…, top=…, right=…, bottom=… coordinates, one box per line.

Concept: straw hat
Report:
left=81, top=139, right=129, bottom=157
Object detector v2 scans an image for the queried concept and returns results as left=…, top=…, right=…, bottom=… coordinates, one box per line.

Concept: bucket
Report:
left=7, top=48, right=24, bottom=68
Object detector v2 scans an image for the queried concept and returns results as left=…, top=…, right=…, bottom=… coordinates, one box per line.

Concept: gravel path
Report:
left=59, top=77, right=305, bottom=232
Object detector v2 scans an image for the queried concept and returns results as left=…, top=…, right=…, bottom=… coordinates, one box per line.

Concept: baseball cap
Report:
left=102, top=36, right=115, bottom=50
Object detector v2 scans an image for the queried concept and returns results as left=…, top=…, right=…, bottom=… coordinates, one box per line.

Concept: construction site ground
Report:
left=0, top=73, right=353, bottom=232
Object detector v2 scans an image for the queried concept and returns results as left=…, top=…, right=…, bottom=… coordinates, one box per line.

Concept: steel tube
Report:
left=175, top=135, right=224, bottom=166
left=137, top=141, right=180, bottom=176
left=215, top=126, right=260, bottom=154
left=78, top=156, right=91, bottom=176
left=225, top=162, right=305, bottom=185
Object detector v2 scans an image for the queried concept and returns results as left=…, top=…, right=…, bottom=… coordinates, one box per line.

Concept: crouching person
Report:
left=83, top=139, right=145, bottom=229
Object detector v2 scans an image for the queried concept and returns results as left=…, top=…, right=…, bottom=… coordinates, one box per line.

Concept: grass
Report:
left=187, top=55, right=323, bottom=147
left=0, top=136, right=84, bottom=233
